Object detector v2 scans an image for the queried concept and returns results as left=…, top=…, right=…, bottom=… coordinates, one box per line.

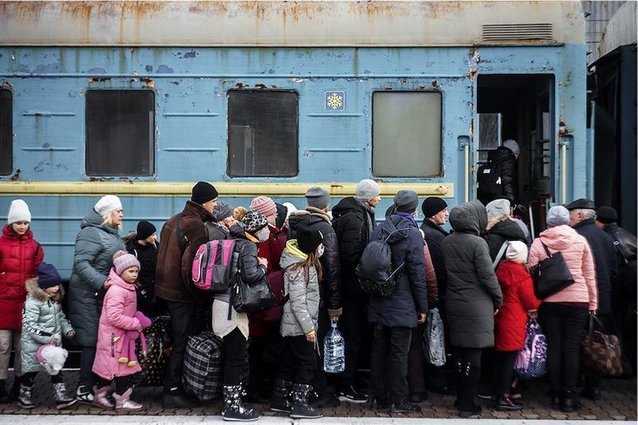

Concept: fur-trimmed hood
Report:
left=25, top=277, right=63, bottom=303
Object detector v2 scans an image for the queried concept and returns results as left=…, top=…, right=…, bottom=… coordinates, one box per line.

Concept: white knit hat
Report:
left=7, top=199, right=31, bottom=224
left=506, top=241, right=528, bottom=264
left=94, top=195, right=122, bottom=217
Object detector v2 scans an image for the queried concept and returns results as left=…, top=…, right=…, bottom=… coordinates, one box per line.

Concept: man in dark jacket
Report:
left=331, top=179, right=381, bottom=403
left=368, top=190, right=428, bottom=414
left=155, top=181, right=218, bottom=408
left=477, top=139, right=519, bottom=205
left=566, top=198, right=618, bottom=400
left=288, top=187, right=342, bottom=405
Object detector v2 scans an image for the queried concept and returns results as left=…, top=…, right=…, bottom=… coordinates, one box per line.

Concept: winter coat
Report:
left=20, top=278, right=74, bottom=373
left=485, top=217, right=527, bottom=262
left=443, top=201, right=503, bottom=348
left=479, top=146, right=517, bottom=204
left=68, top=209, right=125, bottom=347
left=279, top=241, right=320, bottom=337
left=528, top=225, right=597, bottom=311
left=572, top=219, right=616, bottom=314
left=423, top=242, right=439, bottom=306
left=367, top=214, right=428, bottom=328
left=420, top=218, right=449, bottom=300
left=494, top=262, right=540, bottom=352
left=212, top=236, right=267, bottom=339
left=604, top=223, right=637, bottom=261
left=258, top=224, right=288, bottom=274
left=289, top=208, right=342, bottom=315
left=0, top=225, right=43, bottom=330
left=125, top=235, right=161, bottom=316
left=92, top=269, right=143, bottom=380
left=155, top=201, right=213, bottom=303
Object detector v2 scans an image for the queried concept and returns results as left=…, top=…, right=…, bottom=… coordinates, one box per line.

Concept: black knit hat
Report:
left=596, top=206, right=618, bottom=224
left=38, top=263, right=61, bottom=289
left=191, top=181, right=219, bottom=204
left=421, top=197, right=448, bottom=218
left=297, top=225, right=324, bottom=255
left=136, top=220, right=156, bottom=241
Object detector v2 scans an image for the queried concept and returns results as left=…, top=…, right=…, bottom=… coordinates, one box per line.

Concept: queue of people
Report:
left=0, top=183, right=634, bottom=420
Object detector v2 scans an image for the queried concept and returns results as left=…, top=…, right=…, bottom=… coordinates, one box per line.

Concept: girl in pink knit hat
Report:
left=91, top=251, right=151, bottom=411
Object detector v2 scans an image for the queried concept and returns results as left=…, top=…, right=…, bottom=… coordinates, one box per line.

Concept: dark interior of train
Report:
left=477, top=74, right=555, bottom=235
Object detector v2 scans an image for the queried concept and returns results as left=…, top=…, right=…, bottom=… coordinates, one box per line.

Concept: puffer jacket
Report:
left=420, top=218, right=449, bottom=299
left=92, top=269, right=143, bottom=380
left=279, top=240, right=320, bottom=337
left=604, top=223, right=637, bottom=261
left=21, top=278, right=74, bottom=373
left=494, top=262, right=540, bottom=351
left=485, top=217, right=527, bottom=261
left=289, top=208, right=342, bottom=316
left=367, top=214, right=428, bottom=328
left=529, top=224, right=597, bottom=311
left=573, top=218, right=617, bottom=314
left=480, top=146, right=517, bottom=204
left=0, top=225, right=43, bottom=330
left=155, top=201, right=213, bottom=303
left=68, top=209, right=124, bottom=347
left=443, top=201, right=503, bottom=348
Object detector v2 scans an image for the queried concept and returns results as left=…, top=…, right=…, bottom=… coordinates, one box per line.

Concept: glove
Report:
left=135, top=311, right=152, bottom=329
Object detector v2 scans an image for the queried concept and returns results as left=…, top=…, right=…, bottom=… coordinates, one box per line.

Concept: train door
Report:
left=475, top=74, right=555, bottom=236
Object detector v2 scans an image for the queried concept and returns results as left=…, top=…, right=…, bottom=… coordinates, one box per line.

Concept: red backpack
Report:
left=191, top=239, right=237, bottom=292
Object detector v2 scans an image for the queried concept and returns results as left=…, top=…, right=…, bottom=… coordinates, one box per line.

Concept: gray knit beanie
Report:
left=305, top=187, right=330, bottom=209
left=355, top=179, right=381, bottom=202
left=546, top=205, right=570, bottom=228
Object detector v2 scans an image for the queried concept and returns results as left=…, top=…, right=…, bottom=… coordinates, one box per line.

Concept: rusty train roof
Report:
left=0, top=1, right=585, bottom=47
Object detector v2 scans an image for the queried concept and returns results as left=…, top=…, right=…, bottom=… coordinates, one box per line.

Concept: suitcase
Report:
left=183, top=331, right=224, bottom=400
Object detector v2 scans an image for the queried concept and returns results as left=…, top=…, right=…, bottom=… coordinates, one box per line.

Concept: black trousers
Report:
left=78, top=346, right=96, bottom=388
left=164, top=300, right=197, bottom=393
left=312, top=308, right=331, bottom=395
left=223, top=328, right=248, bottom=386
left=279, top=335, right=317, bottom=385
left=338, top=283, right=369, bottom=389
left=22, top=371, right=63, bottom=386
left=492, top=350, right=518, bottom=396
left=370, top=325, right=411, bottom=403
left=248, top=324, right=283, bottom=396
left=407, top=324, right=426, bottom=395
left=539, top=302, right=588, bottom=392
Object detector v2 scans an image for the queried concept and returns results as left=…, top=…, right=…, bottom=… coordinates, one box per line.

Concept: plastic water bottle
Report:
left=323, top=321, right=345, bottom=373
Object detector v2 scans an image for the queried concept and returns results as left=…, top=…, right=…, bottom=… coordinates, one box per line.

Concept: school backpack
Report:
left=191, top=239, right=237, bottom=292
left=355, top=229, right=406, bottom=297
left=477, top=158, right=504, bottom=201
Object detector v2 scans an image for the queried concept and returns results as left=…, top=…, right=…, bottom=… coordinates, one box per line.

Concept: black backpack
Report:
left=477, top=159, right=504, bottom=200
left=355, top=229, right=406, bottom=297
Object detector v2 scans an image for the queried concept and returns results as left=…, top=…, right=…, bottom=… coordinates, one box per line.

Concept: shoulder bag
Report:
left=530, top=242, right=574, bottom=299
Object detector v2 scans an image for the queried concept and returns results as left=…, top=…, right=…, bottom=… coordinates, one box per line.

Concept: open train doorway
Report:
left=476, top=74, right=555, bottom=236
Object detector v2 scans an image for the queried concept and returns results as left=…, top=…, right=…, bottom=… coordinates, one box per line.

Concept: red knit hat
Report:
left=250, top=196, right=277, bottom=217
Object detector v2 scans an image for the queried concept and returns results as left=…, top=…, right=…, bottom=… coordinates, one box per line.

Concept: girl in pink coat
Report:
left=92, top=251, right=150, bottom=411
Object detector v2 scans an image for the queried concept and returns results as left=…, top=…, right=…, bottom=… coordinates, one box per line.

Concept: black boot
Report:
left=222, top=385, right=259, bottom=422
left=8, top=375, right=21, bottom=401
left=494, top=392, right=522, bottom=411
left=270, top=379, right=292, bottom=413
left=290, top=383, right=323, bottom=419
left=0, top=380, right=8, bottom=404
left=18, top=383, right=35, bottom=409
left=560, top=389, right=582, bottom=413
left=457, top=362, right=482, bottom=418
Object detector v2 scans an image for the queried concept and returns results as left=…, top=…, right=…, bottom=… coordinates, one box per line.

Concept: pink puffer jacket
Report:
left=528, top=225, right=597, bottom=311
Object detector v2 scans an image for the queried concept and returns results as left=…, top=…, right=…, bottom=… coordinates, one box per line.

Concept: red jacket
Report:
left=494, top=261, right=540, bottom=351
left=0, top=225, right=43, bottom=330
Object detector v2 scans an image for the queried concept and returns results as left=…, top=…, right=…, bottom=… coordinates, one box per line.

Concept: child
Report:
left=19, top=263, right=75, bottom=409
left=272, top=225, right=324, bottom=419
left=92, top=251, right=150, bottom=411
left=0, top=199, right=43, bottom=402
left=492, top=241, right=540, bottom=410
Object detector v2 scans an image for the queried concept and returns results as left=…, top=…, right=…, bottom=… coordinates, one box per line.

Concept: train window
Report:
left=0, top=89, right=11, bottom=175
left=372, top=91, right=442, bottom=177
left=86, top=90, right=155, bottom=176
left=227, top=90, right=298, bottom=177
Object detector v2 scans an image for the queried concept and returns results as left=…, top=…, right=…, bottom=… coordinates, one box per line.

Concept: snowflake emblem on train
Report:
left=325, top=91, right=345, bottom=111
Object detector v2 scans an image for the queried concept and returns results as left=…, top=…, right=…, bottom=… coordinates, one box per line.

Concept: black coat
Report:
left=367, top=214, right=428, bottom=328
left=420, top=218, right=449, bottom=298
left=479, top=146, right=517, bottom=204
left=604, top=223, right=637, bottom=261
left=573, top=218, right=617, bottom=315
left=125, top=236, right=162, bottom=316
left=443, top=201, right=503, bottom=348
left=332, top=197, right=376, bottom=294
left=288, top=208, right=342, bottom=314
left=485, top=219, right=527, bottom=261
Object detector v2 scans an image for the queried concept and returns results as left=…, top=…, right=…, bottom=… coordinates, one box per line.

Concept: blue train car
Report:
left=0, top=1, right=588, bottom=278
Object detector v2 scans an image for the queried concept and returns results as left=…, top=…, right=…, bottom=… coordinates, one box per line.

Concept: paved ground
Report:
left=0, top=371, right=635, bottom=421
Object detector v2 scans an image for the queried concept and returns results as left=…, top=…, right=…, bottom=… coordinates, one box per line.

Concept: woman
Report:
left=528, top=205, right=597, bottom=412
left=442, top=200, right=503, bottom=418
left=67, top=195, right=125, bottom=403
left=211, top=209, right=269, bottom=422
left=484, top=198, right=527, bottom=262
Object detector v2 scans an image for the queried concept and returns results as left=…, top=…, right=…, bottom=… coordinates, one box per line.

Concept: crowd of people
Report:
left=0, top=181, right=635, bottom=421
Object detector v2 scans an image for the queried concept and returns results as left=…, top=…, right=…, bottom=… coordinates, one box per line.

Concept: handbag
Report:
left=514, top=317, right=547, bottom=379
left=581, top=313, right=623, bottom=377
left=136, top=315, right=172, bottom=386
left=530, top=242, right=575, bottom=299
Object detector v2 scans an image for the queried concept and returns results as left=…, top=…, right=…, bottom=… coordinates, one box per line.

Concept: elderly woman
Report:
left=484, top=198, right=527, bottom=262
left=68, top=195, right=125, bottom=405
left=528, top=205, right=597, bottom=412
left=442, top=200, right=503, bottom=419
